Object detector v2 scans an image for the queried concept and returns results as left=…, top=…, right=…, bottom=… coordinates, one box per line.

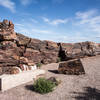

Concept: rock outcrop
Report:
left=58, top=42, right=100, bottom=61
left=58, top=59, right=85, bottom=75
left=0, top=19, right=100, bottom=74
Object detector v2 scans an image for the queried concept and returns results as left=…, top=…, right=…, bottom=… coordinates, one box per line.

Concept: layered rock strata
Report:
left=0, top=19, right=100, bottom=74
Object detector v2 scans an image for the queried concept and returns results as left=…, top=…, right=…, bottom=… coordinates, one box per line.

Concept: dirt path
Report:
left=0, top=56, right=100, bottom=100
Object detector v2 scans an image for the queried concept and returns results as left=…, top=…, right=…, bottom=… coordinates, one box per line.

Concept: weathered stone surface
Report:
left=44, top=40, right=59, bottom=52
left=0, top=41, right=24, bottom=67
left=0, top=67, right=2, bottom=75
left=0, top=67, right=12, bottom=74
left=0, top=51, right=19, bottom=67
left=0, top=20, right=17, bottom=41
left=24, top=48, right=42, bottom=63
left=16, top=33, right=30, bottom=46
left=48, top=77, right=61, bottom=85
left=0, top=19, right=100, bottom=75
left=41, top=51, right=58, bottom=64
left=10, top=67, right=22, bottom=74
left=59, top=42, right=100, bottom=60
left=58, top=59, right=85, bottom=75
left=27, top=38, right=46, bottom=51
left=19, top=57, right=28, bottom=64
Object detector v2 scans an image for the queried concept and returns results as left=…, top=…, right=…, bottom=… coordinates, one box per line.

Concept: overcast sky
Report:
left=0, top=0, right=100, bottom=43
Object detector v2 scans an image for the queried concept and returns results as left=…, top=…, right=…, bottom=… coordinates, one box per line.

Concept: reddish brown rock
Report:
left=19, top=57, right=28, bottom=64
left=58, top=41, right=100, bottom=60
left=41, top=51, right=58, bottom=64
left=0, top=19, right=17, bottom=41
left=0, top=19, right=100, bottom=75
left=24, top=48, right=42, bottom=63
left=16, top=33, right=30, bottom=46
left=58, top=59, right=85, bottom=75
left=10, top=67, right=22, bottom=74
left=44, top=40, right=59, bottom=52
left=27, top=38, right=46, bottom=51
left=0, top=67, right=2, bottom=75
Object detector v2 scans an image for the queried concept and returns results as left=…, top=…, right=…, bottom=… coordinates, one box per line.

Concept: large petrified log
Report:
left=58, top=59, right=85, bottom=75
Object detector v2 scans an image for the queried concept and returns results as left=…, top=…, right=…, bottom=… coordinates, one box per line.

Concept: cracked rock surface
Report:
left=0, top=19, right=100, bottom=74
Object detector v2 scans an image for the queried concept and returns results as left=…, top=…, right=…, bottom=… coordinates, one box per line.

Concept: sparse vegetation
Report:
left=36, top=63, right=42, bottom=68
left=33, top=78, right=56, bottom=94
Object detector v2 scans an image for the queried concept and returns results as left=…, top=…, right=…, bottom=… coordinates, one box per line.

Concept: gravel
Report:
left=0, top=56, right=100, bottom=100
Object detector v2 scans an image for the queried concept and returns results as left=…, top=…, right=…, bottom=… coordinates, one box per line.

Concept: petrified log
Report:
left=58, top=59, right=85, bottom=75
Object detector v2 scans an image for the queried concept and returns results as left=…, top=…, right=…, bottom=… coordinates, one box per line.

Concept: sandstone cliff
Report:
left=0, top=19, right=100, bottom=74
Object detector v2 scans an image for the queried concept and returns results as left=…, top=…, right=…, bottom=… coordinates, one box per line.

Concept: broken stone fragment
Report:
left=28, top=65, right=37, bottom=70
left=19, top=64, right=37, bottom=71
left=48, top=77, right=61, bottom=85
left=10, top=67, right=22, bottom=74
left=58, top=59, right=85, bottom=75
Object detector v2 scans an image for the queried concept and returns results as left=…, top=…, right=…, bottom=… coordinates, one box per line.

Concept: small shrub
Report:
left=36, top=63, right=42, bottom=68
left=56, top=57, right=61, bottom=63
left=33, top=78, right=56, bottom=94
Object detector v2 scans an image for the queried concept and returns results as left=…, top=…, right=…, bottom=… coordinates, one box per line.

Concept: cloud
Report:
left=42, top=17, right=68, bottom=25
left=31, top=28, right=52, bottom=34
left=30, top=18, right=38, bottom=23
left=75, top=9, right=100, bottom=33
left=76, top=9, right=97, bottom=20
left=15, top=23, right=24, bottom=27
left=20, top=0, right=65, bottom=5
left=15, top=9, right=100, bottom=43
left=52, top=0, right=65, bottom=4
left=20, top=0, right=38, bottom=5
left=0, top=0, right=15, bottom=12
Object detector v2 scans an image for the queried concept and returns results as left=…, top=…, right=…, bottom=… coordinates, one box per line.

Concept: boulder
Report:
left=10, top=67, right=22, bottom=74
left=58, top=59, right=85, bottom=75
left=48, top=77, right=61, bottom=85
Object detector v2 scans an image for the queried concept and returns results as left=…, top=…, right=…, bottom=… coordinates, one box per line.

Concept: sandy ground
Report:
left=0, top=56, right=100, bottom=100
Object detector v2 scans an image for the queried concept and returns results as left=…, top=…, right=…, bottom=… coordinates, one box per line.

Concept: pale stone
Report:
left=0, top=69, right=45, bottom=91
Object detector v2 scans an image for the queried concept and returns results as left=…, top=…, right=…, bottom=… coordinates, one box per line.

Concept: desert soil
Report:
left=0, top=56, right=100, bottom=100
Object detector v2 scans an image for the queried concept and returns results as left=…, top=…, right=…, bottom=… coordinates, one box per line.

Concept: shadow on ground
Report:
left=48, top=70, right=59, bottom=74
left=72, top=87, right=100, bottom=100
left=25, top=85, right=34, bottom=91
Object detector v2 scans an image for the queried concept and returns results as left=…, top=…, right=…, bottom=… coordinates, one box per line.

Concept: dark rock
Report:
left=24, top=48, right=42, bottom=63
left=41, top=51, right=58, bottom=64
left=16, top=33, right=30, bottom=46
left=58, top=59, right=85, bottom=75
left=48, top=77, right=61, bottom=85
left=27, top=38, right=46, bottom=51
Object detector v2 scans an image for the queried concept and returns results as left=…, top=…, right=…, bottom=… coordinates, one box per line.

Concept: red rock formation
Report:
left=58, top=59, right=85, bottom=75
left=0, top=19, right=100, bottom=74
